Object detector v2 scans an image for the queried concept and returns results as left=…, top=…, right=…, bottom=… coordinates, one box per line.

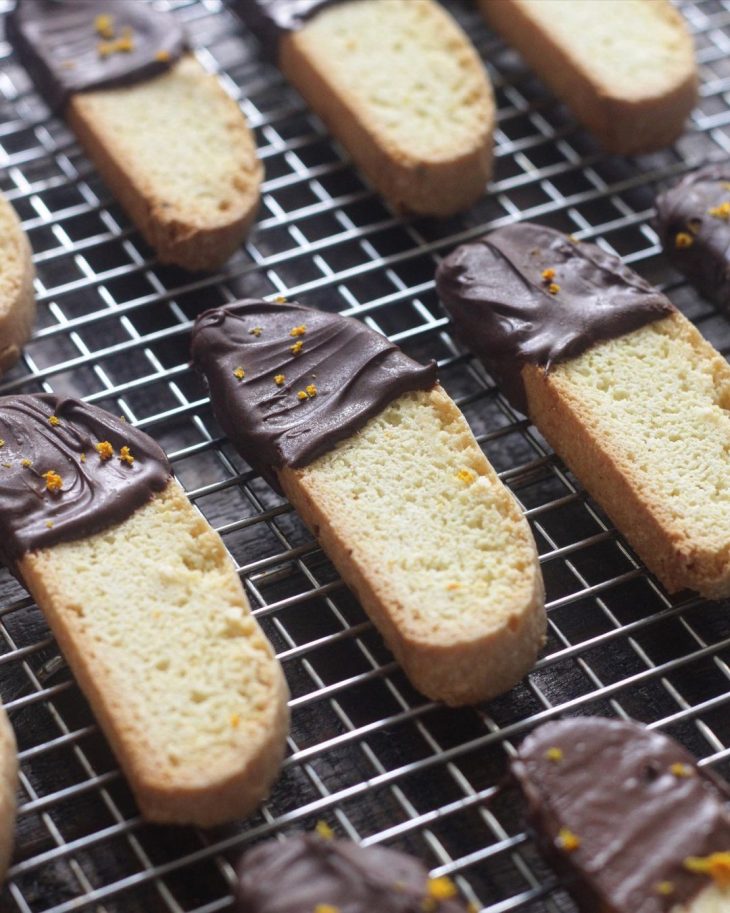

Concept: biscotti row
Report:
left=5, top=0, right=699, bottom=272
left=233, top=715, right=730, bottom=913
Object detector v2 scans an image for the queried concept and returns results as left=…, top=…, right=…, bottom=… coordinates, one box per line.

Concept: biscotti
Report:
left=236, top=832, right=468, bottom=913
left=8, top=1, right=262, bottom=272
left=0, top=704, right=17, bottom=883
left=437, top=222, right=730, bottom=599
left=237, top=0, right=494, bottom=216
left=656, top=164, right=730, bottom=313
left=512, top=717, right=730, bottom=913
left=0, top=192, right=35, bottom=373
left=0, top=395, right=288, bottom=826
left=479, top=0, right=697, bottom=155
left=192, top=300, right=545, bottom=707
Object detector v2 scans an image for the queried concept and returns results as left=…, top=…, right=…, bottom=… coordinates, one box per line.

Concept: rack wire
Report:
left=0, top=0, right=729, bottom=910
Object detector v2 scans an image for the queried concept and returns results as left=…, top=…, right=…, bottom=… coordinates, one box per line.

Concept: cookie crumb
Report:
left=315, top=820, right=334, bottom=840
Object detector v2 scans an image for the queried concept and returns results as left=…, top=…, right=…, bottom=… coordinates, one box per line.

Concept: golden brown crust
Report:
left=0, top=193, right=35, bottom=373
left=479, top=0, right=697, bottom=155
left=19, top=481, right=289, bottom=826
left=279, top=386, right=545, bottom=706
left=66, top=55, right=262, bottom=271
left=0, top=704, right=17, bottom=882
left=280, top=1, right=494, bottom=216
left=523, top=312, right=730, bottom=598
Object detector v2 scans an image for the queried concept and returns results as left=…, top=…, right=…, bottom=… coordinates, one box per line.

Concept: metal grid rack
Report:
left=1, top=0, right=729, bottom=910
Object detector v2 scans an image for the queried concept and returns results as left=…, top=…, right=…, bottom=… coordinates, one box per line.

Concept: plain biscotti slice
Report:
left=437, top=223, right=730, bottom=599
left=192, top=301, right=545, bottom=706
left=67, top=55, right=262, bottom=271
left=8, top=1, right=261, bottom=272
left=264, top=0, right=494, bottom=216
left=0, top=192, right=35, bottom=373
left=479, top=0, right=697, bottom=154
left=0, top=704, right=17, bottom=883
left=0, top=395, right=288, bottom=826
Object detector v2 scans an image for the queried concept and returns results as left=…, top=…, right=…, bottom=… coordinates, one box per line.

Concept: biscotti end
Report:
left=480, top=0, right=697, bottom=155
left=20, top=481, right=289, bottom=826
left=280, top=386, right=546, bottom=706
left=66, top=55, right=262, bottom=271
left=0, top=705, right=17, bottom=882
left=512, top=718, right=730, bottom=913
left=524, top=312, right=730, bottom=599
left=279, top=0, right=494, bottom=216
left=0, top=193, right=35, bottom=373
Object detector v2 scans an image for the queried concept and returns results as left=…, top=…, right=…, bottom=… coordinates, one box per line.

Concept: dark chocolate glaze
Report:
left=512, top=717, right=730, bottom=913
left=0, top=395, right=171, bottom=567
left=236, top=834, right=468, bottom=913
left=234, top=0, right=344, bottom=58
left=191, top=299, right=437, bottom=485
left=435, top=223, right=675, bottom=413
left=655, top=163, right=730, bottom=313
left=7, top=0, right=187, bottom=111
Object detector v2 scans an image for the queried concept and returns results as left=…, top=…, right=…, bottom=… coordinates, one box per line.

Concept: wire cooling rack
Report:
left=1, top=0, right=730, bottom=910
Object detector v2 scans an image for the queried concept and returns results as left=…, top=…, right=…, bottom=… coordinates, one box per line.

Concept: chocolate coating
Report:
left=655, top=163, right=730, bottom=312
left=234, top=0, right=343, bottom=58
left=236, top=834, right=467, bottom=913
left=435, top=223, right=675, bottom=413
left=191, top=299, right=437, bottom=485
left=0, top=395, right=171, bottom=567
left=7, top=0, right=187, bottom=111
left=512, top=717, right=730, bottom=913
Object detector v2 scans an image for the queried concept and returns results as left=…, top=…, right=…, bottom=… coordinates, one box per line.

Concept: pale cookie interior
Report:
left=20, top=481, right=288, bottom=825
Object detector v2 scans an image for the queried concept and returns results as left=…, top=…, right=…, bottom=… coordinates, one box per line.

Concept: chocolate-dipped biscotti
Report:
left=436, top=222, right=730, bottom=598
left=236, top=0, right=494, bottom=216
left=479, top=0, right=697, bottom=155
left=0, top=191, right=35, bottom=373
left=0, top=704, right=17, bottom=883
left=236, top=831, right=469, bottom=913
left=512, top=717, right=730, bottom=913
left=8, top=0, right=261, bottom=271
left=192, top=300, right=545, bottom=706
left=656, top=164, right=730, bottom=313
left=0, top=395, right=288, bottom=826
